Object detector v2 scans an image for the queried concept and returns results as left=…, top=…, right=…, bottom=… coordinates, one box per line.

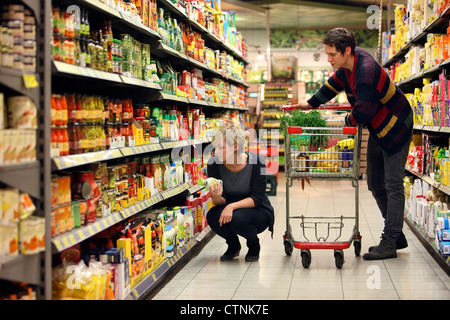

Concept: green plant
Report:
left=280, top=109, right=328, bottom=148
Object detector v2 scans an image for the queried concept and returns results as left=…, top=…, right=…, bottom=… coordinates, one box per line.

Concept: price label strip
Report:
left=52, top=211, right=123, bottom=252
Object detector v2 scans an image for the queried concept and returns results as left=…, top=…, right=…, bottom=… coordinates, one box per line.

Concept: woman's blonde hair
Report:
left=212, top=124, right=247, bottom=153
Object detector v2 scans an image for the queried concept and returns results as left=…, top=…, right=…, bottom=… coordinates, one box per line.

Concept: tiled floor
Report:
left=151, top=175, right=450, bottom=300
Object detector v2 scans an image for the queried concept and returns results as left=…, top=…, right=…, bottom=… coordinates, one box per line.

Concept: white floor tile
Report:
left=150, top=175, right=450, bottom=301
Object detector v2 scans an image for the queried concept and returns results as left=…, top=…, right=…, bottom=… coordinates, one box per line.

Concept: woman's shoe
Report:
left=245, top=242, right=260, bottom=262
left=220, top=244, right=241, bottom=261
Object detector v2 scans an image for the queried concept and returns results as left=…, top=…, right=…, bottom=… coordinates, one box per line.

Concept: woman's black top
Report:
left=206, top=152, right=275, bottom=236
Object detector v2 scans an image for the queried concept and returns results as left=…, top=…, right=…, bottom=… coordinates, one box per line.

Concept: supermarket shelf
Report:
left=152, top=42, right=249, bottom=87
left=52, top=182, right=196, bottom=252
left=52, top=211, right=124, bottom=252
left=127, top=226, right=213, bottom=300
left=396, top=58, right=450, bottom=93
left=150, top=92, right=189, bottom=104
left=51, top=139, right=212, bottom=171
left=118, top=12, right=161, bottom=41
left=52, top=149, right=124, bottom=170
left=119, top=193, right=164, bottom=220
left=157, top=0, right=189, bottom=19
left=383, top=6, right=450, bottom=68
left=120, top=75, right=162, bottom=90
left=160, top=140, right=190, bottom=150
left=157, top=0, right=249, bottom=65
left=52, top=61, right=163, bottom=92
left=22, top=0, right=41, bottom=23
left=0, top=161, right=41, bottom=199
left=405, top=217, right=450, bottom=276
left=187, top=184, right=204, bottom=194
left=188, top=97, right=209, bottom=107
left=120, top=143, right=164, bottom=157
left=0, top=67, right=40, bottom=104
left=413, top=124, right=450, bottom=134
left=0, top=254, right=41, bottom=285
left=149, top=91, right=248, bottom=110
left=52, top=61, right=122, bottom=82
left=71, top=0, right=160, bottom=41
left=405, top=167, right=450, bottom=197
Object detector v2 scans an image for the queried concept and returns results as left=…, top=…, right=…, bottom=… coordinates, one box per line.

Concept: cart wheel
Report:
left=301, top=250, right=311, bottom=268
left=334, top=250, right=344, bottom=269
left=284, top=240, right=293, bottom=256
left=353, top=238, right=362, bottom=257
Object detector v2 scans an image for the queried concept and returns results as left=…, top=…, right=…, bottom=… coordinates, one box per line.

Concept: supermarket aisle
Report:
left=152, top=175, right=450, bottom=300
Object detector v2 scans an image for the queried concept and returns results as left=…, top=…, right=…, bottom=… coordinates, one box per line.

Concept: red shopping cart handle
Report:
left=282, top=104, right=353, bottom=111
left=288, top=127, right=302, bottom=134
left=288, top=127, right=357, bottom=135
left=294, top=242, right=351, bottom=250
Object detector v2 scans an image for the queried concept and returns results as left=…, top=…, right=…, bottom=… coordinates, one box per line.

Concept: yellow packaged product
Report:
left=1, top=188, right=19, bottom=224
left=19, top=216, right=39, bottom=254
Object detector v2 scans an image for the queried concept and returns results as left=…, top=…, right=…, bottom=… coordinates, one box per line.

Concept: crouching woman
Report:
left=206, top=124, right=274, bottom=262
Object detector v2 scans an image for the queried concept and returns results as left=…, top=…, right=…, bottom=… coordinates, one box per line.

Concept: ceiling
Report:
left=220, top=0, right=407, bottom=30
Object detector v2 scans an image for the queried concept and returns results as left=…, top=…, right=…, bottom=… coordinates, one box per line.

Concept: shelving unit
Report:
left=383, top=4, right=450, bottom=273
left=0, top=0, right=249, bottom=300
left=260, top=82, right=292, bottom=168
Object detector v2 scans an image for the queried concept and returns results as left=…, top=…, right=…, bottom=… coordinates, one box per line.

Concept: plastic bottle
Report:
left=185, top=205, right=194, bottom=241
left=54, top=94, right=62, bottom=126
left=61, top=128, right=69, bottom=156
left=174, top=206, right=185, bottom=247
left=51, top=128, right=59, bottom=156
left=60, top=94, right=68, bottom=126
left=197, top=177, right=222, bottom=188
left=50, top=94, right=57, bottom=126
left=164, top=218, right=174, bottom=258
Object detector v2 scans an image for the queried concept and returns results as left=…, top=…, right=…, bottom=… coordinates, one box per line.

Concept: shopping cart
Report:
left=281, top=105, right=362, bottom=269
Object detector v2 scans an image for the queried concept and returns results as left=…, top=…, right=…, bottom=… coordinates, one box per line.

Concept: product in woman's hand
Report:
left=196, top=177, right=222, bottom=188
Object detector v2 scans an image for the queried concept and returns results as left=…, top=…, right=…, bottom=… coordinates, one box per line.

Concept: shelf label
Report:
left=22, top=74, right=39, bottom=88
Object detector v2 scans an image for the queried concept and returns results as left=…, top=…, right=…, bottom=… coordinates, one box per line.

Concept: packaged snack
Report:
left=7, top=96, right=37, bottom=129
left=19, top=216, right=39, bottom=254
left=1, top=188, right=19, bottom=224
left=19, top=192, right=36, bottom=219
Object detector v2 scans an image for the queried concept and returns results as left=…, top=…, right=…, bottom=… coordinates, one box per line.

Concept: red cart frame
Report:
left=281, top=105, right=362, bottom=268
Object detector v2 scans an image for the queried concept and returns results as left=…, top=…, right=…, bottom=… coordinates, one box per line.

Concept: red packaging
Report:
left=87, top=198, right=97, bottom=224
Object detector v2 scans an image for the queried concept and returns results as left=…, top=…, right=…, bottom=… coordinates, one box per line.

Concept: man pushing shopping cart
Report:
left=284, top=27, right=412, bottom=263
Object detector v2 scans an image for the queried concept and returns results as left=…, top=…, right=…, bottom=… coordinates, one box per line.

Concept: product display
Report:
left=0, top=93, right=37, bottom=164
left=383, top=0, right=450, bottom=268
left=5, top=0, right=449, bottom=302
left=404, top=176, right=450, bottom=257
left=0, top=0, right=250, bottom=300
left=0, top=4, right=37, bottom=72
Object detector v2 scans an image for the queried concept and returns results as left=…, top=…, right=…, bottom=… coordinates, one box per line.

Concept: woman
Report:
left=206, top=124, right=274, bottom=262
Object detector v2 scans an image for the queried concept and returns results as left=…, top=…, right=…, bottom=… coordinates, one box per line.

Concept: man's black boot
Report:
left=368, top=231, right=408, bottom=252
left=363, top=236, right=397, bottom=260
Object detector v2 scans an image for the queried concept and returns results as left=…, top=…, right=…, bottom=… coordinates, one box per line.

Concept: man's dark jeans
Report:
left=366, top=134, right=411, bottom=243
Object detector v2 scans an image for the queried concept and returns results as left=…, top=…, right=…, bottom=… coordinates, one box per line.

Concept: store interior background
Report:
left=227, top=0, right=387, bottom=128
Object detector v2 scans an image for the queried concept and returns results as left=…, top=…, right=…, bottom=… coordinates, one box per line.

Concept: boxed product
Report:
left=0, top=223, right=19, bottom=261
left=19, top=216, right=44, bottom=255
left=1, top=188, right=19, bottom=224
left=111, top=258, right=130, bottom=300
left=7, top=96, right=37, bottom=129
left=441, top=242, right=450, bottom=255
left=438, top=216, right=450, bottom=229
left=83, top=248, right=124, bottom=265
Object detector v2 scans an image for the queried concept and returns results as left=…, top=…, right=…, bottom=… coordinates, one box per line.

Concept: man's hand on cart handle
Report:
left=282, top=101, right=312, bottom=110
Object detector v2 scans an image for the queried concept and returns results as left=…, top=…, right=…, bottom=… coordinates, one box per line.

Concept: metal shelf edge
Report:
left=0, top=161, right=41, bottom=199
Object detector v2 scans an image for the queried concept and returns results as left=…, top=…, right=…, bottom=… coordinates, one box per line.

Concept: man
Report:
left=294, top=27, right=413, bottom=260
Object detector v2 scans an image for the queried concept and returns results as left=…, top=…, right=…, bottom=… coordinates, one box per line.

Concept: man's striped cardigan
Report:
left=307, top=47, right=413, bottom=155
